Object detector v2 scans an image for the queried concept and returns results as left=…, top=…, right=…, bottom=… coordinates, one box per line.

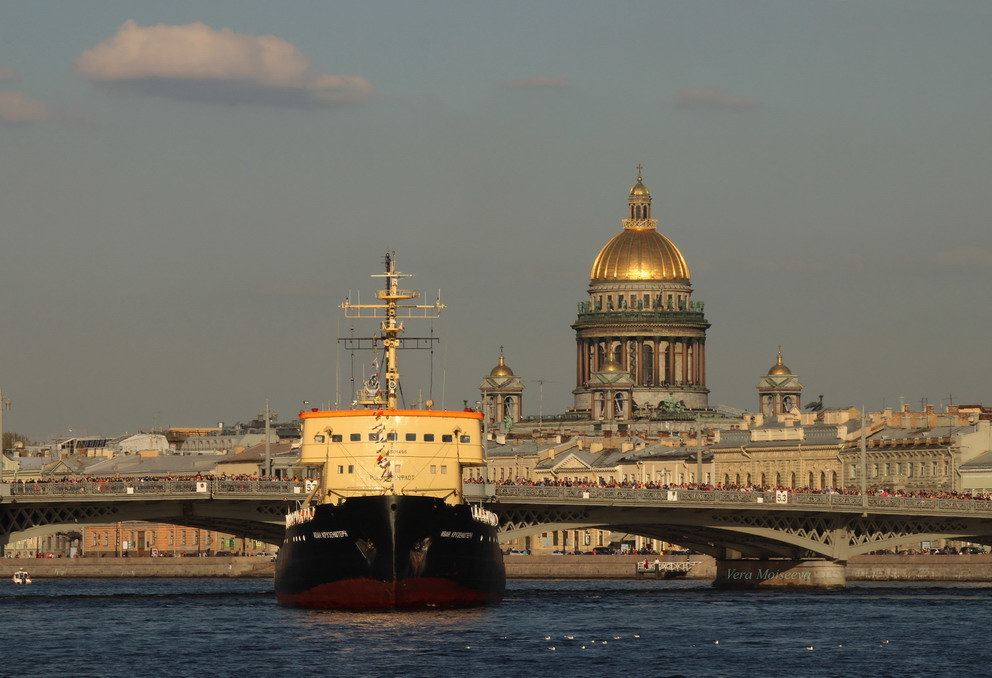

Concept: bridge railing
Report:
left=492, top=485, right=992, bottom=514
left=5, top=479, right=306, bottom=497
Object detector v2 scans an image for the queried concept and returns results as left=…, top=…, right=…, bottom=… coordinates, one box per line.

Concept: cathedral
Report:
left=571, top=168, right=710, bottom=419
left=481, top=168, right=711, bottom=424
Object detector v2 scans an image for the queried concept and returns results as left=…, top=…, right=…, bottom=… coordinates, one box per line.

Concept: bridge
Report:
left=0, top=480, right=309, bottom=547
left=475, top=485, right=992, bottom=587
left=6, top=481, right=992, bottom=587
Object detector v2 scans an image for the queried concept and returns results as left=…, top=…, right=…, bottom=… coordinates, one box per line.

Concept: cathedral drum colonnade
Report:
left=571, top=169, right=710, bottom=419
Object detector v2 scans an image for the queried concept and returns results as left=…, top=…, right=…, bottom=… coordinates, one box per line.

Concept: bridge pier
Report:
left=713, top=558, right=846, bottom=590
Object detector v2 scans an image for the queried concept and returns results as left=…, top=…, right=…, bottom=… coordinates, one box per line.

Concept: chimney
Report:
left=495, top=433, right=506, bottom=445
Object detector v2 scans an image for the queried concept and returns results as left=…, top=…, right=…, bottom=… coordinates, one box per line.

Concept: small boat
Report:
left=12, top=570, right=32, bottom=585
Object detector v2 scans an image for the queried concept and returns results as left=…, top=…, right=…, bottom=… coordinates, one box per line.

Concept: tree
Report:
left=2, top=432, right=31, bottom=453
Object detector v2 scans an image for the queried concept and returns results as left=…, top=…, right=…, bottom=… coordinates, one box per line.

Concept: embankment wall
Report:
left=4, top=554, right=992, bottom=581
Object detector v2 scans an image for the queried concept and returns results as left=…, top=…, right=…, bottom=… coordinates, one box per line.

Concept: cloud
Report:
left=0, top=67, right=19, bottom=82
left=675, top=88, right=760, bottom=110
left=75, top=20, right=374, bottom=107
left=0, top=90, right=51, bottom=124
left=500, top=76, right=571, bottom=90
left=936, top=246, right=992, bottom=267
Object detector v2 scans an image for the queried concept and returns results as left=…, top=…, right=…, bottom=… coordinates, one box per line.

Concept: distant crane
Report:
left=526, top=379, right=556, bottom=429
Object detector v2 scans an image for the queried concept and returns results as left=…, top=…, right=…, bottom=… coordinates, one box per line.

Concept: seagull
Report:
left=565, top=635, right=574, bottom=640
left=548, top=647, right=556, bottom=651
left=714, top=640, right=720, bottom=645
left=806, top=646, right=814, bottom=651
left=634, top=635, right=641, bottom=639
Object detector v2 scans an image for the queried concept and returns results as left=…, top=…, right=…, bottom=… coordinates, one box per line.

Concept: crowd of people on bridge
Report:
left=481, top=477, right=992, bottom=502
left=7, top=473, right=287, bottom=492
left=10, top=472, right=992, bottom=503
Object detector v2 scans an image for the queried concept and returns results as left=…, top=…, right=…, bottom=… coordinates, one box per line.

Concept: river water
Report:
left=3, top=578, right=990, bottom=677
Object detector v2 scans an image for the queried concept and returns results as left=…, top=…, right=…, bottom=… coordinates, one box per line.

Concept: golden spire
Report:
left=768, top=345, right=791, bottom=375
left=490, top=346, right=514, bottom=376
left=629, top=164, right=650, bottom=197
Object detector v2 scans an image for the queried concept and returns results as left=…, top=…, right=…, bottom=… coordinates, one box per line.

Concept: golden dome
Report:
left=490, top=352, right=514, bottom=377
left=630, top=179, right=649, bottom=196
left=591, top=228, right=690, bottom=281
left=600, top=359, right=623, bottom=372
left=768, top=347, right=791, bottom=375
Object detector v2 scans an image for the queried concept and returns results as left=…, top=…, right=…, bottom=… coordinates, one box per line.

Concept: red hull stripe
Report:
left=277, top=577, right=500, bottom=609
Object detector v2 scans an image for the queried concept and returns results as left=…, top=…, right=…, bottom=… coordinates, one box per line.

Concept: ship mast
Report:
left=341, top=253, right=445, bottom=410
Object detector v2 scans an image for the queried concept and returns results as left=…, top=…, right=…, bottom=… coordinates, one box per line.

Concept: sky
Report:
left=1, top=1, right=990, bottom=440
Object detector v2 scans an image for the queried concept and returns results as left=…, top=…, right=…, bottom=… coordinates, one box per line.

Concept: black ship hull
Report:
left=274, top=495, right=505, bottom=609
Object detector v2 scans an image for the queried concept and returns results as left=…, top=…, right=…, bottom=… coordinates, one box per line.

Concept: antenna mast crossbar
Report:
left=339, top=337, right=439, bottom=350
left=339, top=253, right=444, bottom=410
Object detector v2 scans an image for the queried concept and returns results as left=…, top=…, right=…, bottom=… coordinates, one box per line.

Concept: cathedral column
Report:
left=693, top=339, right=700, bottom=385
left=699, top=339, right=706, bottom=388
left=666, top=339, right=674, bottom=385
left=650, top=339, right=658, bottom=386
left=576, top=341, right=582, bottom=388
left=680, top=341, right=688, bottom=385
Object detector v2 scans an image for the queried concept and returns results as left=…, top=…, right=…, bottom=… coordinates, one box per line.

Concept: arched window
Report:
left=775, top=472, right=781, bottom=487
left=613, top=392, right=625, bottom=419
left=734, top=474, right=741, bottom=486
left=831, top=471, right=838, bottom=488
left=809, top=471, right=815, bottom=488
left=820, top=471, right=826, bottom=489
left=790, top=472, right=796, bottom=488
left=503, top=396, right=515, bottom=421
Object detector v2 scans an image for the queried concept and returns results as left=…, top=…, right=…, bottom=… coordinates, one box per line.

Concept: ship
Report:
left=274, top=254, right=505, bottom=609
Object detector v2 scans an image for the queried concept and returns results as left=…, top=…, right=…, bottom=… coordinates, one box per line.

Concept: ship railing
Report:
left=491, top=485, right=992, bottom=514
left=213, top=480, right=305, bottom=495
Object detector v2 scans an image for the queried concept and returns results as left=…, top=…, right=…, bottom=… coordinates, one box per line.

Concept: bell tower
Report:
left=479, top=348, right=524, bottom=430
left=757, top=346, right=803, bottom=415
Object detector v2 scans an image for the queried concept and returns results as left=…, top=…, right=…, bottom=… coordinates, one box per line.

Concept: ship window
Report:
left=424, top=434, right=435, bottom=442
left=387, top=432, right=398, bottom=441
left=405, top=433, right=417, bottom=441
left=460, top=435, right=471, bottom=443
left=348, top=465, right=354, bottom=474
left=331, top=434, right=343, bottom=443
left=337, top=465, right=344, bottom=474
left=430, top=465, right=437, bottom=474
left=442, top=434, right=453, bottom=443
left=369, top=433, right=380, bottom=442
left=440, top=465, right=447, bottom=474
left=313, top=434, right=325, bottom=443
left=350, top=433, right=361, bottom=442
